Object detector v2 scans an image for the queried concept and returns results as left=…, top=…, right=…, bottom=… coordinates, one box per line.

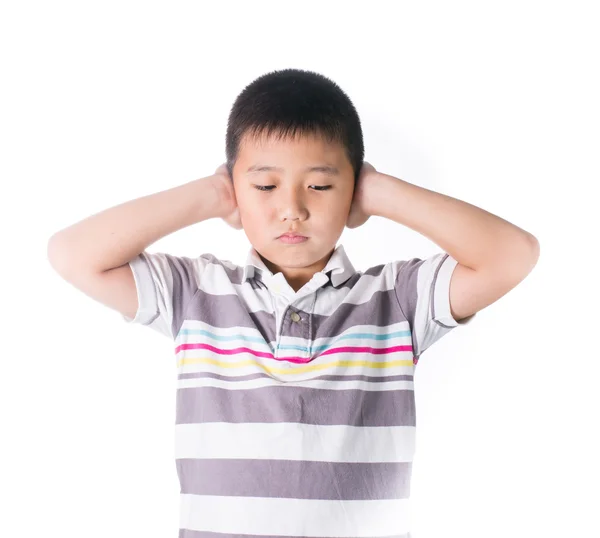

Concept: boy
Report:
left=47, top=68, right=540, bottom=537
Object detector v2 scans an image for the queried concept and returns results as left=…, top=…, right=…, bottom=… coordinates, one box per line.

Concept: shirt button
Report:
left=291, top=312, right=301, bottom=322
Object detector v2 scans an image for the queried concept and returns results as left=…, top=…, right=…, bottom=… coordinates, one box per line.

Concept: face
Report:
left=231, top=131, right=355, bottom=291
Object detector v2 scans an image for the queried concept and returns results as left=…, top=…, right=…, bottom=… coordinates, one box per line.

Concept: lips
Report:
left=278, top=233, right=308, bottom=239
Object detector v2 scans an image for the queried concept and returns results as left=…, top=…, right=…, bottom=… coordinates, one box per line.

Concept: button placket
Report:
left=288, top=308, right=310, bottom=360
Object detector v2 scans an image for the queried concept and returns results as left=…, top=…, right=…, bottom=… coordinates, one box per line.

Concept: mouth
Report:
left=278, top=233, right=309, bottom=243
left=278, top=233, right=308, bottom=239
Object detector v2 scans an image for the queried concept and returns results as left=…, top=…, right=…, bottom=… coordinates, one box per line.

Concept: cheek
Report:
left=329, top=196, right=353, bottom=217
left=238, top=193, right=260, bottom=212
left=243, top=201, right=270, bottom=219
left=238, top=197, right=273, bottom=228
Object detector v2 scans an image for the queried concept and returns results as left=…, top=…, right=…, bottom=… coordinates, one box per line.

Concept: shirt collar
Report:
left=242, top=243, right=356, bottom=288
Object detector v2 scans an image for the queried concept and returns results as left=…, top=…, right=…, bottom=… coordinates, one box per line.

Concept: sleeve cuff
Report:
left=121, top=253, right=159, bottom=325
left=433, top=254, right=476, bottom=327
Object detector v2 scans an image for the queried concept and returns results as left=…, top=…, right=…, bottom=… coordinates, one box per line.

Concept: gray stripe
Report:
left=182, top=288, right=277, bottom=342
left=179, top=529, right=411, bottom=538
left=168, top=257, right=403, bottom=342
left=179, top=372, right=414, bottom=383
left=176, top=385, right=416, bottom=427
left=161, top=254, right=208, bottom=339
left=393, top=257, right=434, bottom=359
left=181, top=286, right=408, bottom=344
left=176, top=458, right=413, bottom=500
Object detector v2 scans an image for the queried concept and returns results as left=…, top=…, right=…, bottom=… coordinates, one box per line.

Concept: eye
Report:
left=253, top=185, right=275, bottom=191
left=253, top=185, right=332, bottom=192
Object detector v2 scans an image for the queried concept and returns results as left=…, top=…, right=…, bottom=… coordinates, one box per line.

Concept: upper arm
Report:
left=49, top=243, right=208, bottom=339
left=47, top=235, right=139, bottom=320
left=53, top=262, right=139, bottom=321
left=449, top=253, right=539, bottom=322
left=450, top=233, right=540, bottom=321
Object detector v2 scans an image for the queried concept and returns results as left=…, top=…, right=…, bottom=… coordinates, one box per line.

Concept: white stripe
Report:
left=177, top=374, right=415, bottom=392
left=175, top=421, right=416, bottom=462
left=179, top=494, right=412, bottom=537
left=198, top=262, right=398, bottom=316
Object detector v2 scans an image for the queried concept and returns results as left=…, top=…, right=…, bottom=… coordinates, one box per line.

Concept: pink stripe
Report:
left=320, top=345, right=412, bottom=356
left=177, top=342, right=273, bottom=358
left=176, top=343, right=413, bottom=364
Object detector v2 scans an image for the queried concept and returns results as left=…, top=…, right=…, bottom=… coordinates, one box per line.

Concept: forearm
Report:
left=47, top=176, right=222, bottom=275
left=369, top=173, right=539, bottom=273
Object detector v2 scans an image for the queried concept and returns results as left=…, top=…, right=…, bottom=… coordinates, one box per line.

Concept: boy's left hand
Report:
left=346, top=161, right=380, bottom=229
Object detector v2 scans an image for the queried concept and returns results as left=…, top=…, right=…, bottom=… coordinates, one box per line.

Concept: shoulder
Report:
left=189, top=253, right=248, bottom=287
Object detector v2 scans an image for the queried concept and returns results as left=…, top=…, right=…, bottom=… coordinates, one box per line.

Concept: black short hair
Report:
left=226, top=68, right=364, bottom=184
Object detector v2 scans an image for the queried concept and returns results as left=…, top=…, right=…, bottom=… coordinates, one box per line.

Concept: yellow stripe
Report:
left=177, top=356, right=414, bottom=374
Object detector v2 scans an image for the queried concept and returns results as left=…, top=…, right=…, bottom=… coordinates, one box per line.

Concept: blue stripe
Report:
left=179, top=329, right=411, bottom=352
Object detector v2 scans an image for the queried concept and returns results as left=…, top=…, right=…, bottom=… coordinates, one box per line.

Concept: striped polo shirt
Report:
left=123, top=243, right=475, bottom=538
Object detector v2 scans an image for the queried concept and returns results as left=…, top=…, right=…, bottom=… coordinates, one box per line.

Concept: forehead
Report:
left=237, top=131, right=350, bottom=172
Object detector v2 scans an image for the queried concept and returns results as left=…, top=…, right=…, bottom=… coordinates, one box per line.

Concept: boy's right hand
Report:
left=211, top=163, right=243, bottom=230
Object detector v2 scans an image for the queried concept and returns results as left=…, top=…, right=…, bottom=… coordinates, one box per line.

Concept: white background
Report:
left=2, top=1, right=598, bottom=537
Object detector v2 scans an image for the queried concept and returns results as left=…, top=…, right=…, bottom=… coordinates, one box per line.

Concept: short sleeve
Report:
left=121, top=251, right=208, bottom=340
left=392, top=252, right=475, bottom=361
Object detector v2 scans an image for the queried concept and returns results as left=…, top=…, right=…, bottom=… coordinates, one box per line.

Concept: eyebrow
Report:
left=246, top=165, right=340, bottom=176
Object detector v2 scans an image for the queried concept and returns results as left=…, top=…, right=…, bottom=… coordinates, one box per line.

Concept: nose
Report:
left=278, top=187, right=308, bottom=221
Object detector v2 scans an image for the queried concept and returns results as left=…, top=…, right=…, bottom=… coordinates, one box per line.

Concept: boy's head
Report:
left=225, top=68, right=364, bottom=291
